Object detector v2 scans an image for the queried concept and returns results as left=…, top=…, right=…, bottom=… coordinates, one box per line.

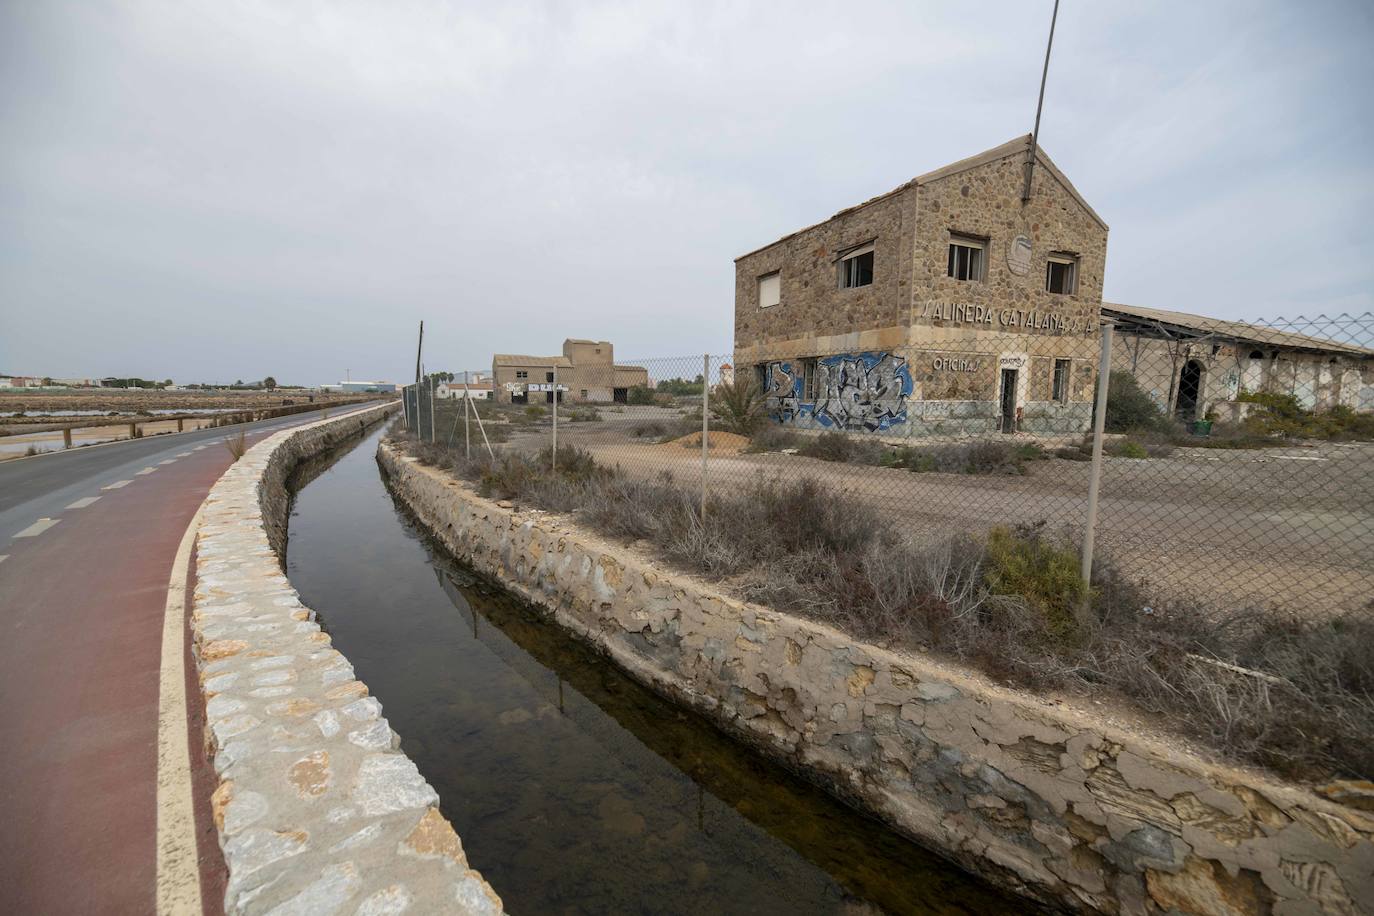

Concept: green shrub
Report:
left=523, top=404, right=547, bottom=420
left=631, top=421, right=667, bottom=438
left=568, top=407, right=602, bottom=422
left=1237, top=391, right=1374, bottom=441
left=1102, top=370, right=1168, bottom=432
left=983, top=525, right=1088, bottom=640
left=626, top=385, right=658, bottom=406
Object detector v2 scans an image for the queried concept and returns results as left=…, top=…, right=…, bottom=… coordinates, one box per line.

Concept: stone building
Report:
left=1103, top=304, right=1374, bottom=422
left=733, top=135, right=1108, bottom=437
left=491, top=339, right=648, bottom=405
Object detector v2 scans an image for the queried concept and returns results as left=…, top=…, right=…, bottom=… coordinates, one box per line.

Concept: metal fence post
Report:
left=701, top=353, right=709, bottom=521
left=1081, top=321, right=1115, bottom=600
left=552, top=365, right=558, bottom=472
left=464, top=370, right=471, bottom=459
left=429, top=376, right=437, bottom=443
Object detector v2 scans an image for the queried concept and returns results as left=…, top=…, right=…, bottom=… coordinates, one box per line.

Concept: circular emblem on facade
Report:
left=1007, top=234, right=1032, bottom=276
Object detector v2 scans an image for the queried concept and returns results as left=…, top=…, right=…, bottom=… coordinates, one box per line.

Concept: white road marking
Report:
left=103, top=479, right=133, bottom=490
left=158, top=459, right=176, bottom=465
left=66, top=496, right=102, bottom=509
left=192, top=445, right=207, bottom=451
left=0, top=555, right=8, bottom=564
left=13, top=518, right=59, bottom=538
left=155, top=505, right=204, bottom=913
left=136, top=467, right=157, bottom=475
left=1273, top=455, right=1326, bottom=461
left=176, top=452, right=192, bottom=458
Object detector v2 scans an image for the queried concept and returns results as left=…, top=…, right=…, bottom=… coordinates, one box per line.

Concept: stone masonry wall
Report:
left=191, top=405, right=504, bottom=915
left=378, top=440, right=1374, bottom=916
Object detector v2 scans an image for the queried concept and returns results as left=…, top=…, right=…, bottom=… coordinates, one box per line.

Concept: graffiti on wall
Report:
left=762, top=352, right=913, bottom=432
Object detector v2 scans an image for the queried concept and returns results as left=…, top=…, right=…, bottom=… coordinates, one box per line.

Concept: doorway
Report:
left=999, top=368, right=1018, bottom=433
left=1176, top=360, right=1203, bottom=420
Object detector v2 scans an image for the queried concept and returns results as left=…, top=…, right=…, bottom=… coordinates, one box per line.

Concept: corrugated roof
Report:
left=735, top=135, right=1106, bottom=262
left=1102, top=303, right=1374, bottom=357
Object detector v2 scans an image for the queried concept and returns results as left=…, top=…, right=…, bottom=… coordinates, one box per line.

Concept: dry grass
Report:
left=388, top=425, right=1374, bottom=781
left=223, top=430, right=248, bottom=461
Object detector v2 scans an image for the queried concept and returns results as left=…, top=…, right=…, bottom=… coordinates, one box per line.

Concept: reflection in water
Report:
left=285, top=426, right=1024, bottom=916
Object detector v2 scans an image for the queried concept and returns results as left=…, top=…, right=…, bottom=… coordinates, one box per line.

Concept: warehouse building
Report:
left=733, top=135, right=1106, bottom=437
left=491, top=339, right=648, bottom=405
left=1103, top=304, right=1374, bottom=422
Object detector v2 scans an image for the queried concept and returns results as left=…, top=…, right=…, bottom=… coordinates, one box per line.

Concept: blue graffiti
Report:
left=763, top=352, right=911, bottom=432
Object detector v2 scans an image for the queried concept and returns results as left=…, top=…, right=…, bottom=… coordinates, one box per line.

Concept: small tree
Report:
left=1100, top=370, right=1167, bottom=433
left=263, top=376, right=278, bottom=390
left=710, top=376, right=766, bottom=435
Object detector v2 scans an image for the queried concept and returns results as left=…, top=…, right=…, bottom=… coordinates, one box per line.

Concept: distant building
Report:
left=1103, top=304, right=1374, bottom=422
left=338, top=381, right=398, bottom=393
left=436, top=381, right=493, bottom=400
left=492, top=339, right=648, bottom=404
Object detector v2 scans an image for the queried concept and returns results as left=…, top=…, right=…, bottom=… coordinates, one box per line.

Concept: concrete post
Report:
left=701, top=353, right=710, bottom=521
left=128, top=422, right=138, bottom=439
left=63, top=428, right=73, bottom=449
left=1080, top=321, right=1115, bottom=609
left=551, top=365, right=558, bottom=472
left=177, top=417, right=184, bottom=432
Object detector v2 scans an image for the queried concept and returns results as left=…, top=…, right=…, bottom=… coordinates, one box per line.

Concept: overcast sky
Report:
left=2, top=1, right=1371, bottom=384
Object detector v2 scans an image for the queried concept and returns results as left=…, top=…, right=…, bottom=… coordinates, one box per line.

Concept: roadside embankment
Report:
left=190, top=405, right=503, bottom=914
left=378, top=438, right=1374, bottom=915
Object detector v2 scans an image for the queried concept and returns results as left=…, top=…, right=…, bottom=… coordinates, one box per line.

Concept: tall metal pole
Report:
left=464, top=370, right=471, bottom=459
left=414, top=320, right=424, bottom=387
left=700, top=354, right=710, bottom=521
left=1021, top=0, right=1060, bottom=203
left=1080, top=321, right=1114, bottom=607
left=551, top=365, right=559, bottom=472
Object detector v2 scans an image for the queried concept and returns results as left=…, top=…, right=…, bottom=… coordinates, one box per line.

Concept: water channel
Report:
left=285, top=424, right=1025, bottom=915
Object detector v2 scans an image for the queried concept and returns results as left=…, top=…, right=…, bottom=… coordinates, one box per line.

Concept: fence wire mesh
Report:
left=401, top=313, right=1374, bottom=625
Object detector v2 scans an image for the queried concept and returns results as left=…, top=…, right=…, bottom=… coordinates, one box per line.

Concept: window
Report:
left=838, top=244, right=874, bottom=289
left=947, top=235, right=985, bottom=281
left=800, top=358, right=819, bottom=400
left=515, top=370, right=528, bottom=379
left=1046, top=253, right=1078, bottom=294
left=580, top=389, right=589, bottom=399
left=1052, top=359, right=1071, bottom=403
left=545, top=371, right=554, bottom=383
left=758, top=271, right=781, bottom=308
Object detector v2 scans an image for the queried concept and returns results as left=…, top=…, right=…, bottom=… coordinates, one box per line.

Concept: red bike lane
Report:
left=0, top=427, right=288, bottom=914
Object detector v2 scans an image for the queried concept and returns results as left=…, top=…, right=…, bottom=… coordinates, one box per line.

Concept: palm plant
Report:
left=710, top=376, right=766, bottom=436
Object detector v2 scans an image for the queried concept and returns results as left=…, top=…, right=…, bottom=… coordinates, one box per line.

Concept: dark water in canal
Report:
left=284, top=425, right=1024, bottom=916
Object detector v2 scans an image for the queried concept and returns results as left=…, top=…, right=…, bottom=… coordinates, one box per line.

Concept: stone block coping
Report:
left=190, top=405, right=504, bottom=914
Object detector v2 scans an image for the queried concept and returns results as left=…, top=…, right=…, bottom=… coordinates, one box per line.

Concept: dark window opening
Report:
left=1046, top=255, right=1077, bottom=294
left=947, top=237, right=985, bottom=281
left=1052, top=359, right=1071, bottom=403
left=800, top=358, right=819, bottom=401
left=545, top=371, right=555, bottom=383
left=515, top=370, right=528, bottom=379
left=839, top=248, right=874, bottom=288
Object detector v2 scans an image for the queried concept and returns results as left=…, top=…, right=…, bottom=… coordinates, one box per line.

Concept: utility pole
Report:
left=414, top=321, right=424, bottom=387
left=1021, top=0, right=1061, bottom=203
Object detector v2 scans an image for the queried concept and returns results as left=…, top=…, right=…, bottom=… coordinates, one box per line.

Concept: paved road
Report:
left=0, top=403, right=387, bottom=915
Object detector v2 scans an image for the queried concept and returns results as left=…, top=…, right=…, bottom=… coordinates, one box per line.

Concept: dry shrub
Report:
left=389, top=433, right=1374, bottom=780
left=223, top=430, right=247, bottom=461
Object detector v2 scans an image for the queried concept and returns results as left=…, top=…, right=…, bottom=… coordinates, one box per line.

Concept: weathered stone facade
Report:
left=192, top=405, right=503, bottom=914
left=380, top=440, right=1374, bottom=916
left=734, top=136, right=1107, bottom=437
left=491, top=338, right=648, bottom=405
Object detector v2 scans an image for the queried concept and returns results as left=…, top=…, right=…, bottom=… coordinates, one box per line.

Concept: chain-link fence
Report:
left=401, top=313, right=1374, bottom=624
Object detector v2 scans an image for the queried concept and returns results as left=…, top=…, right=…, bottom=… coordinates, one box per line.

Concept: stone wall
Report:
left=191, top=405, right=504, bottom=915
left=379, top=440, right=1374, bottom=916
